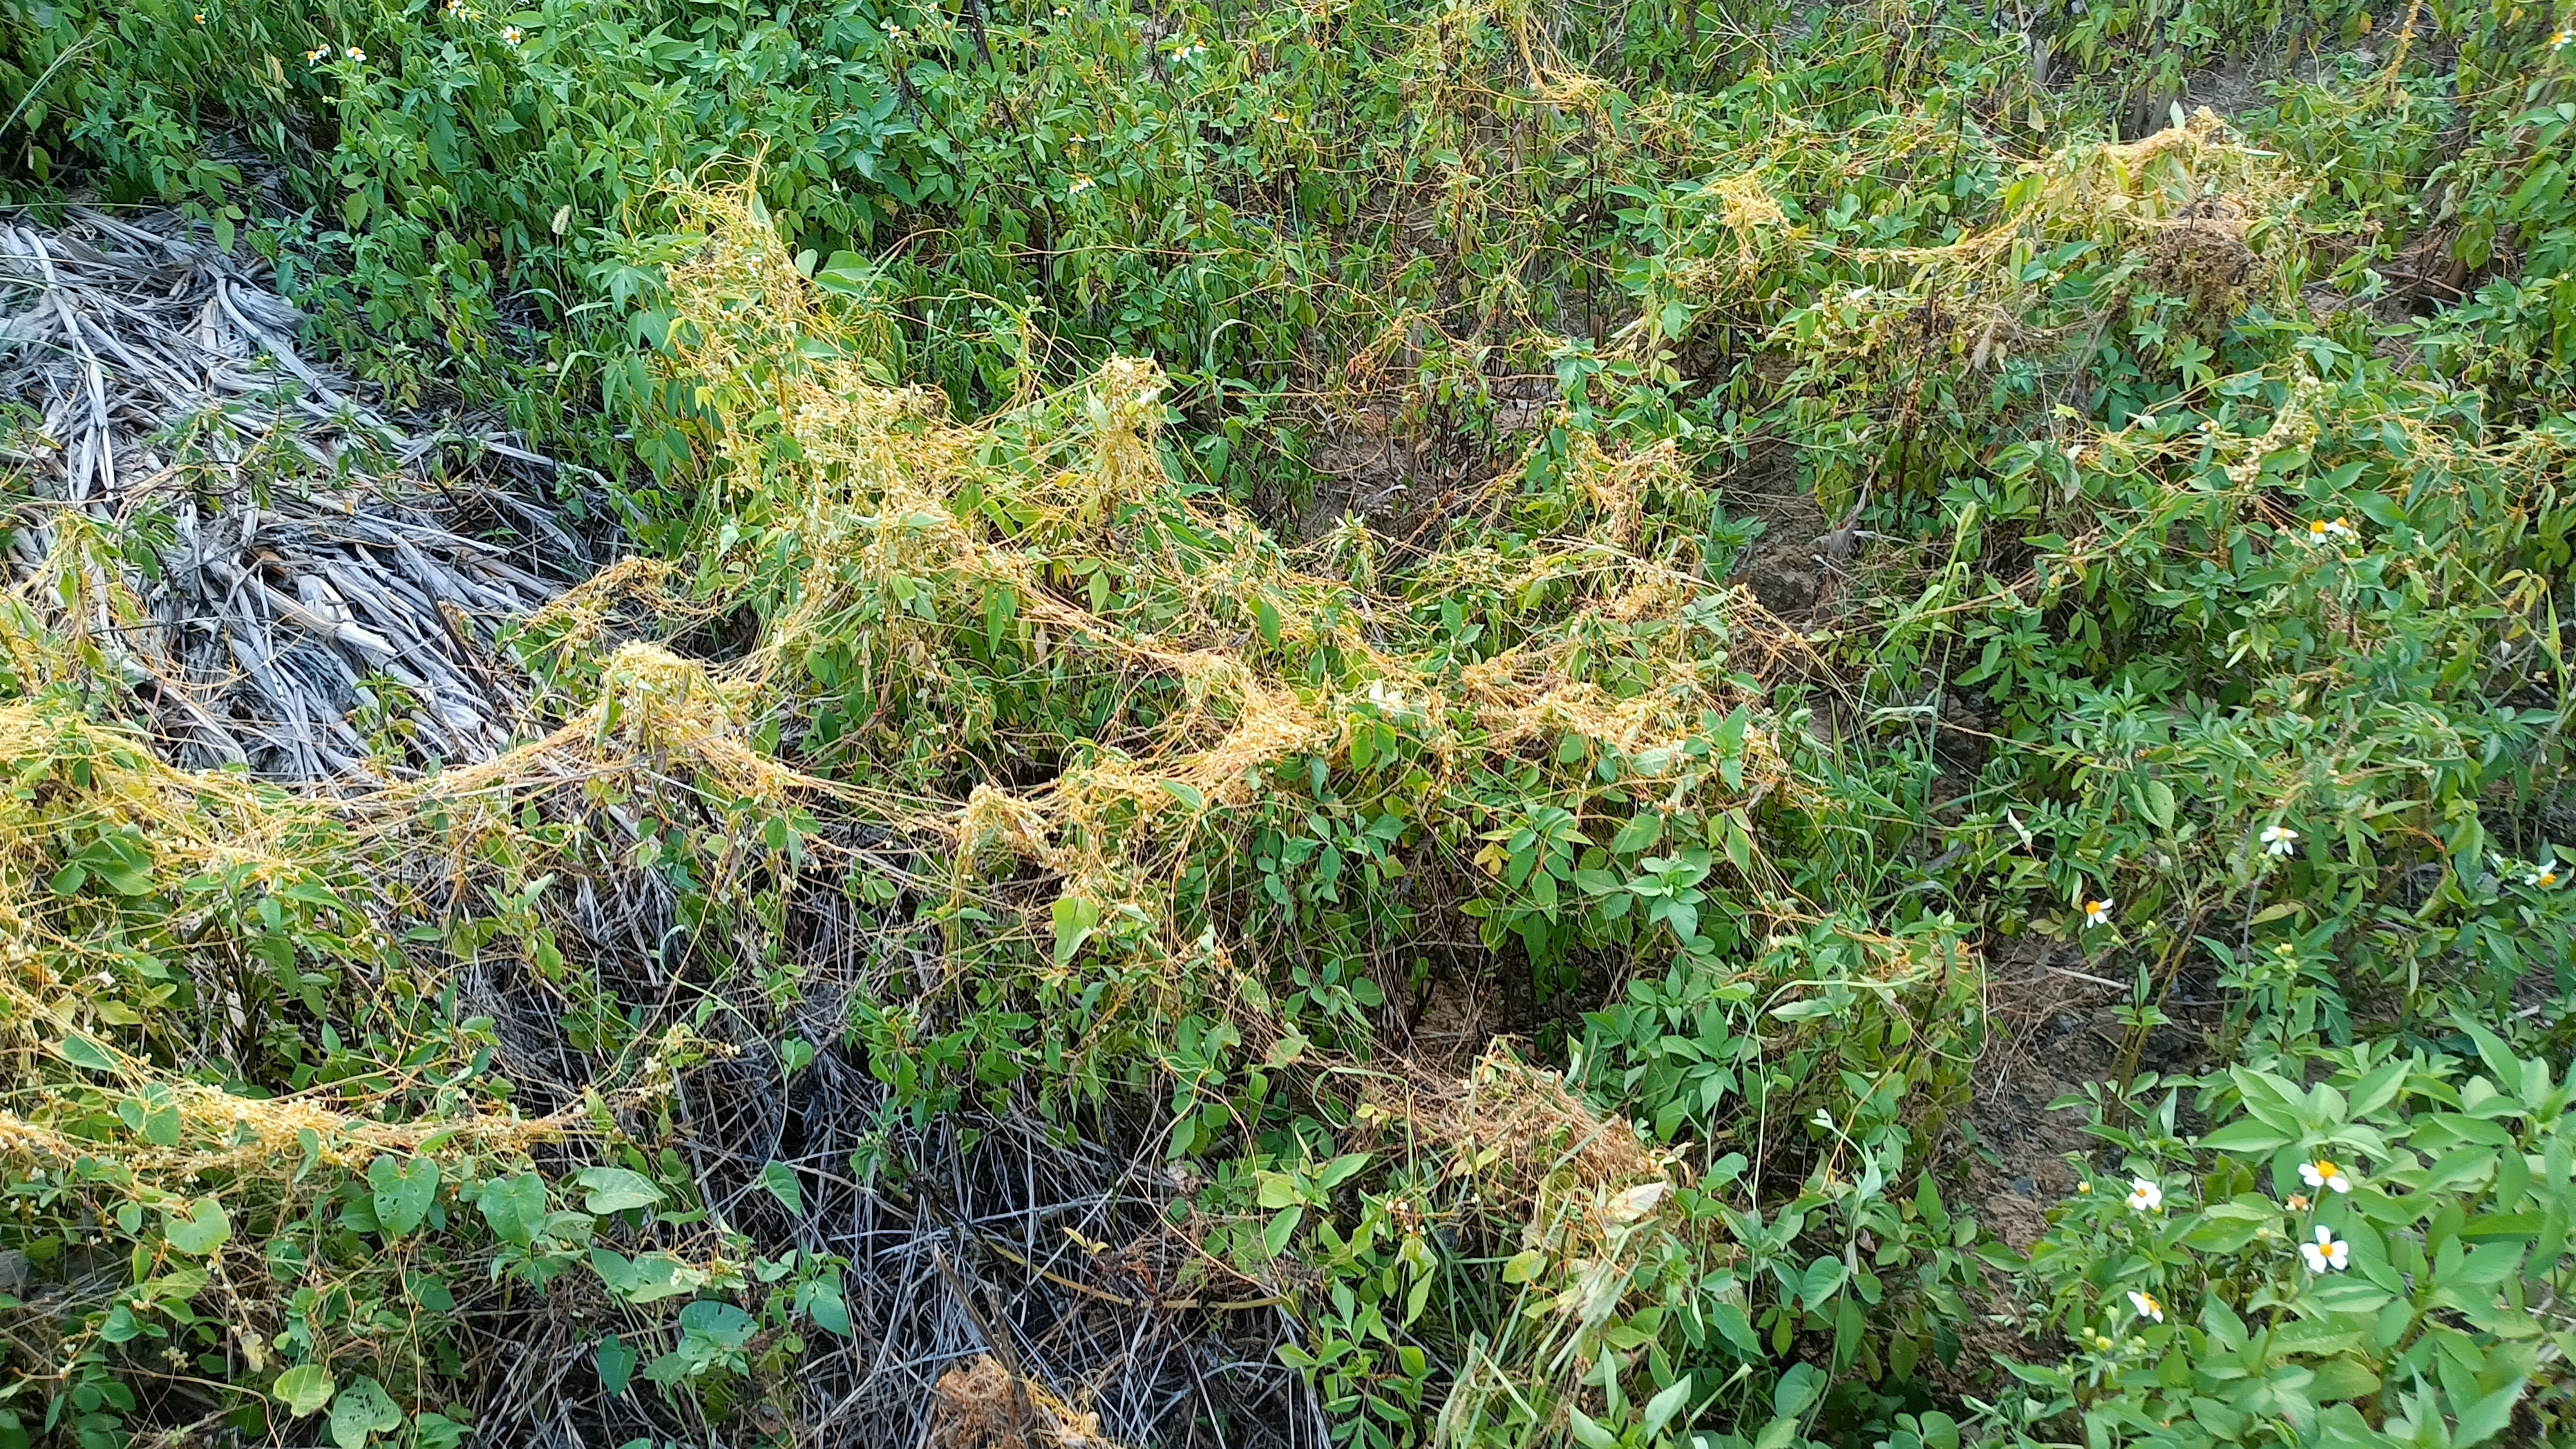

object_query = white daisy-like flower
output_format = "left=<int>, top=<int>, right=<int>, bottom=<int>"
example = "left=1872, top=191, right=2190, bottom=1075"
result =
left=307, top=44, right=332, bottom=60
left=2126, top=1289, right=2164, bottom=1321
left=1067, top=174, right=1095, bottom=196
left=502, top=24, right=520, bottom=43
left=346, top=45, right=364, bottom=61
left=2531, top=863, right=2563, bottom=889
left=2126, top=1177, right=2163, bottom=1213
left=2287, top=1193, right=2310, bottom=1211
left=2298, top=1157, right=2352, bottom=1194
left=2084, top=896, right=2113, bottom=928
left=2554, top=28, right=2573, bottom=50
left=2261, top=823, right=2298, bottom=857
left=2298, top=1224, right=2349, bottom=1273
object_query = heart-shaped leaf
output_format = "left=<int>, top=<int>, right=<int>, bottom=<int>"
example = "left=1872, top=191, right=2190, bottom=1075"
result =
left=574, top=1166, right=663, bottom=1215
left=164, top=1198, right=231, bottom=1256
left=476, top=1172, right=546, bottom=1247
left=368, top=1154, right=438, bottom=1239
left=274, top=1363, right=334, bottom=1417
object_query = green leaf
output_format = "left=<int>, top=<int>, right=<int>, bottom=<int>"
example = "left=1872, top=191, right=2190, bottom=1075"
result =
left=328, top=1376, right=402, bottom=1449
left=2451, top=1378, right=2528, bottom=1447
left=1567, top=1407, right=1618, bottom=1449
left=99, top=1302, right=144, bottom=1343
left=274, top=1364, right=334, bottom=1417
left=1501, top=1248, right=1549, bottom=1283
left=2270, top=1320, right=2363, bottom=1358
left=405, top=1270, right=455, bottom=1312
left=142, top=1103, right=182, bottom=1147
left=1722, top=810, right=1755, bottom=874
left=596, top=1336, right=636, bottom=1396
left=1050, top=895, right=1101, bottom=966
left=1316, top=1152, right=1370, bottom=1191
left=64, top=831, right=154, bottom=895
left=1643, top=1376, right=1693, bottom=1437
left=2304, top=1357, right=2380, bottom=1402
left=1774, top=1361, right=1826, bottom=1417
left=1262, top=1203, right=1303, bottom=1256
left=2181, top=1212, right=2269, bottom=1253
left=1710, top=1301, right=1761, bottom=1356
left=57, top=1036, right=117, bottom=1072
left=803, top=1276, right=852, bottom=1336
left=164, top=1198, right=231, bottom=1256
left=2302, top=1276, right=2396, bottom=1313
left=679, top=1300, right=757, bottom=1347
left=1255, top=1171, right=1300, bottom=1209
left=1159, top=779, right=1205, bottom=810
left=2199, top=1118, right=2294, bottom=1153
left=1611, top=813, right=1663, bottom=854
left=760, top=1160, right=804, bottom=1216
left=575, top=1166, right=664, bottom=1215
left=1800, top=1256, right=1846, bottom=1308
left=2139, top=779, right=2177, bottom=828
left=477, top=1173, right=547, bottom=1247
left=368, top=1154, right=438, bottom=1239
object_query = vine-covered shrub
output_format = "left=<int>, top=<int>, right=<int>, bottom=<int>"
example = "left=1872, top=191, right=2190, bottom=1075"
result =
left=0, top=0, right=2571, bottom=1446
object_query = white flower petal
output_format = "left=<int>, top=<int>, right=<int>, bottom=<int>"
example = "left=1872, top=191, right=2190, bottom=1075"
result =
left=1606, top=1180, right=1669, bottom=1224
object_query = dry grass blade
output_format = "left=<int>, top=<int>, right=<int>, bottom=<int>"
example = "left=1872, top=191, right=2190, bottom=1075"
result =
left=0, top=209, right=608, bottom=780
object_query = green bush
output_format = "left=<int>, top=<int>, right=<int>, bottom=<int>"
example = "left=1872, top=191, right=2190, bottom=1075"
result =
left=1999, top=1024, right=2575, bottom=1446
